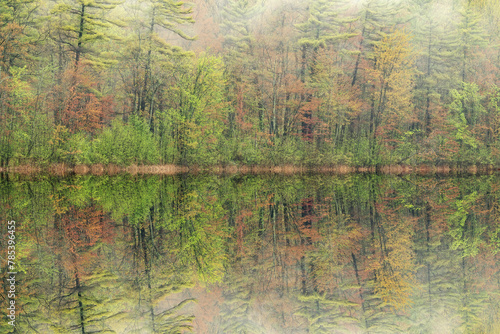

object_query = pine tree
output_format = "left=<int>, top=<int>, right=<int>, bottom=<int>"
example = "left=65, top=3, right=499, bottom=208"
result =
left=0, top=0, right=38, bottom=72
left=49, top=0, right=123, bottom=67
left=350, top=0, right=404, bottom=87
left=450, top=1, right=487, bottom=83
left=410, top=0, right=452, bottom=135
left=295, top=0, right=357, bottom=143
left=137, top=0, right=195, bottom=115
left=220, top=0, right=263, bottom=152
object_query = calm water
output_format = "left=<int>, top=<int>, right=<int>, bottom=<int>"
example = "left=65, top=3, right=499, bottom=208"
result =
left=1, top=173, right=499, bottom=333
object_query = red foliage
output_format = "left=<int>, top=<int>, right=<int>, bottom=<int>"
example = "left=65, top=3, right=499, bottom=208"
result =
left=0, top=22, right=28, bottom=71
left=54, top=206, right=116, bottom=275
left=57, top=66, right=114, bottom=134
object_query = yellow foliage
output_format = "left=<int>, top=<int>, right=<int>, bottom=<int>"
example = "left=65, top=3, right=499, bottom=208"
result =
left=368, top=29, right=416, bottom=143
left=372, top=219, right=417, bottom=311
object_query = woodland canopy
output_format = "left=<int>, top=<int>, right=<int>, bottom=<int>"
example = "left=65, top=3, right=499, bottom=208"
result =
left=1, top=0, right=500, bottom=167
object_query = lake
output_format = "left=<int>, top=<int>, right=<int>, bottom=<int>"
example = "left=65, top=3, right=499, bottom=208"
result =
left=1, top=173, right=499, bottom=333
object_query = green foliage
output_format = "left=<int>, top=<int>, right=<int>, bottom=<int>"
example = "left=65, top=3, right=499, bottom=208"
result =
left=93, top=116, right=159, bottom=165
left=157, top=55, right=227, bottom=165
left=49, top=0, right=123, bottom=65
left=0, top=67, right=53, bottom=166
left=448, top=191, right=485, bottom=257
left=93, top=175, right=160, bottom=224
left=64, top=132, right=93, bottom=164
left=448, top=83, right=488, bottom=164
left=449, top=83, right=486, bottom=127
left=267, top=137, right=305, bottom=165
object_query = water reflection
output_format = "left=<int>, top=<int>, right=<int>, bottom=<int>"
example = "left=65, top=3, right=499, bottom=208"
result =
left=1, top=174, right=500, bottom=333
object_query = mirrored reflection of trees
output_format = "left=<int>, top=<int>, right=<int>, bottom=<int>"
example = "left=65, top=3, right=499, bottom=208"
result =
left=2, top=174, right=500, bottom=332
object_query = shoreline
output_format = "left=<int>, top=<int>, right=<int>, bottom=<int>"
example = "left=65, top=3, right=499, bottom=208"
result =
left=0, top=164, right=498, bottom=176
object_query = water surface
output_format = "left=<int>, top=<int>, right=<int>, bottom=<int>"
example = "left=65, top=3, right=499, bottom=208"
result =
left=1, top=173, right=499, bottom=333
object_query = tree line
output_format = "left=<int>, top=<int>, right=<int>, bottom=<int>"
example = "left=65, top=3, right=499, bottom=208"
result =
left=1, top=0, right=500, bottom=167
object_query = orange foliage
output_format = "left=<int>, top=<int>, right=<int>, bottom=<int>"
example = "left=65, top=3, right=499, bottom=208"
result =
left=54, top=206, right=115, bottom=275
left=57, top=66, right=114, bottom=134
left=0, top=22, right=28, bottom=71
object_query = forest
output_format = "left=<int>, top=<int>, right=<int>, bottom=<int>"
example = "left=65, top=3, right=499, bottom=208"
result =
left=1, top=0, right=500, bottom=168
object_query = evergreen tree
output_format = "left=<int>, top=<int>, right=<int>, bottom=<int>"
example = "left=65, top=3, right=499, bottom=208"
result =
left=452, top=1, right=487, bottom=83
left=0, top=0, right=38, bottom=72
left=295, top=0, right=357, bottom=143
left=137, top=0, right=195, bottom=116
left=350, top=0, right=404, bottom=87
left=220, top=0, right=263, bottom=159
left=410, top=0, right=454, bottom=135
left=49, top=0, right=123, bottom=67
